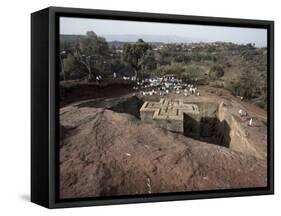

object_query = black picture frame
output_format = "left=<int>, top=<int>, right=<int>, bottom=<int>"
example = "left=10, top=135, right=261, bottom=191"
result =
left=31, top=6, right=274, bottom=209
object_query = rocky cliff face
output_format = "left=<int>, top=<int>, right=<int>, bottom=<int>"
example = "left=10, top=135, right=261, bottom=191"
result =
left=217, top=102, right=267, bottom=159
left=59, top=99, right=266, bottom=199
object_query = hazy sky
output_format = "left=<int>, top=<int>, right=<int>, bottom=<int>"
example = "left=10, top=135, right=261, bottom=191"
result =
left=60, top=17, right=267, bottom=47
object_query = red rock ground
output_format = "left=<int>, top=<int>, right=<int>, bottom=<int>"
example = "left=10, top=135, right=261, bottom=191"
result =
left=60, top=101, right=267, bottom=199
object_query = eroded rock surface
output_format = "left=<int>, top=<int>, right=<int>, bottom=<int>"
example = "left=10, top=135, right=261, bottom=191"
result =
left=60, top=99, right=267, bottom=199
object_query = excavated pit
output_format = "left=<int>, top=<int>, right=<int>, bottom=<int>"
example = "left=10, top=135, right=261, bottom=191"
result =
left=76, top=95, right=144, bottom=119
left=183, top=102, right=231, bottom=148
left=138, top=98, right=232, bottom=148
left=76, top=96, right=257, bottom=157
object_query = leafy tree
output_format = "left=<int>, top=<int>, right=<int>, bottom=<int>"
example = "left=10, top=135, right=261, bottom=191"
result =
left=224, top=72, right=259, bottom=99
left=174, top=54, right=191, bottom=64
left=76, top=31, right=109, bottom=81
left=110, top=58, right=131, bottom=76
left=141, top=50, right=157, bottom=77
left=154, top=64, right=201, bottom=83
left=63, top=53, right=87, bottom=80
left=59, top=51, right=67, bottom=81
left=181, top=66, right=201, bottom=82
left=122, top=39, right=151, bottom=80
left=209, top=65, right=224, bottom=80
left=63, top=53, right=75, bottom=78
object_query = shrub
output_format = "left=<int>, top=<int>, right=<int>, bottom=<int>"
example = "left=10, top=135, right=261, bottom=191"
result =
left=63, top=53, right=87, bottom=80
left=209, top=65, right=224, bottom=80
left=209, top=80, right=224, bottom=88
left=154, top=64, right=201, bottom=82
left=224, top=77, right=258, bottom=99
left=257, top=95, right=267, bottom=110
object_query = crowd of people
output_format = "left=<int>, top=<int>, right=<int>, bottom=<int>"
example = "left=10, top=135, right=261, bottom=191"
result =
left=131, top=75, right=201, bottom=97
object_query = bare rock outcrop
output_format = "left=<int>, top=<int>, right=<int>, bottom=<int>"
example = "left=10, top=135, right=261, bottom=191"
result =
left=60, top=103, right=267, bottom=199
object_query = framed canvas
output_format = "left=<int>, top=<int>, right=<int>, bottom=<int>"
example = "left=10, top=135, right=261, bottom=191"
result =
left=31, top=6, right=274, bottom=208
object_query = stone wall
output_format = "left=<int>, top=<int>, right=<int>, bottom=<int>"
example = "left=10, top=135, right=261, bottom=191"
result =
left=217, top=102, right=266, bottom=159
left=140, top=99, right=200, bottom=133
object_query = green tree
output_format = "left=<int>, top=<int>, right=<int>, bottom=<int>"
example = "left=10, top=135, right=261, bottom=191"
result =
left=63, top=53, right=86, bottom=80
left=209, top=65, right=224, bottom=80
left=122, top=39, right=151, bottom=80
left=76, top=31, right=109, bottom=81
left=224, top=72, right=258, bottom=99
left=141, top=50, right=157, bottom=77
left=63, top=53, right=75, bottom=78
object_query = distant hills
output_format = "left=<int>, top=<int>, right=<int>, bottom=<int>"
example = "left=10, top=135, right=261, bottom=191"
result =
left=60, top=34, right=206, bottom=48
left=101, top=34, right=204, bottom=43
left=60, top=34, right=84, bottom=42
left=60, top=34, right=266, bottom=48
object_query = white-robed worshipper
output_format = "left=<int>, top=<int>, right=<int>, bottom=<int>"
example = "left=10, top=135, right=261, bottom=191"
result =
left=248, top=118, right=253, bottom=126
